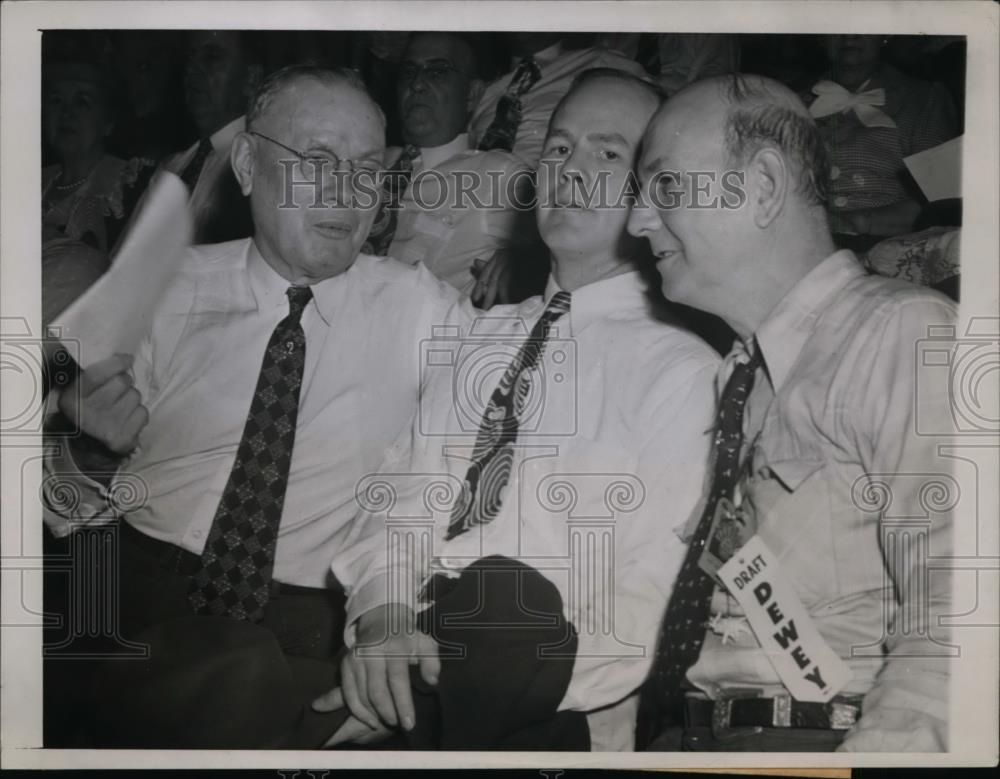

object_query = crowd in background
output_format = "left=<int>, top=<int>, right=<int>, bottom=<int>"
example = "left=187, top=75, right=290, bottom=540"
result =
left=40, top=29, right=964, bottom=331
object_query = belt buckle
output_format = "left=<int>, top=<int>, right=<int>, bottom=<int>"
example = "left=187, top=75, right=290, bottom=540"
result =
left=829, top=698, right=861, bottom=730
left=711, top=687, right=765, bottom=741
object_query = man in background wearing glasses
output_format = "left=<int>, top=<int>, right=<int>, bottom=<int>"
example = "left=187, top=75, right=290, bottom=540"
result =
left=43, top=65, right=467, bottom=747
left=375, top=32, right=544, bottom=307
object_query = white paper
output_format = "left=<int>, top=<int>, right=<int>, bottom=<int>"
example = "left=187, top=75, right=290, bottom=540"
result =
left=48, top=171, right=193, bottom=369
left=904, top=135, right=963, bottom=202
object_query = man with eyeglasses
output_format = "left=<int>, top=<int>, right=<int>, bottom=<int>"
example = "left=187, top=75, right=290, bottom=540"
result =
left=371, top=32, right=544, bottom=307
left=43, top=65, right=467, bottom=748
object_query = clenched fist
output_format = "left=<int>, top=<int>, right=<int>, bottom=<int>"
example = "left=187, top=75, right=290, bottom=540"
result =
left=58, top=353, right=149, bottom=456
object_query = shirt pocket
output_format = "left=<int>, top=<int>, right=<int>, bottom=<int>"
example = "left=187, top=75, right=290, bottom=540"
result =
left=749, top=452, right=841, bottom=608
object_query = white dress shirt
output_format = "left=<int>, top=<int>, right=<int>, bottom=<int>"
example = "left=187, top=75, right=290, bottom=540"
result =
left=683, top=251, right=956, bottom=750
left=332, top=269, right=720, bottom=748
left=44, top=237, right=464, bottom=588
left=468, top=43, right=649, bottom=168
left=386, top=133, right=537, bottom=294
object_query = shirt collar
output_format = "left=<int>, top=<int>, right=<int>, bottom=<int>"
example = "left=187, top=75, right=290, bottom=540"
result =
left=419, top=132, right=470, bottom=170
left=244, top=239, right=337, bottom=326
left=528, top=40, right=563, bottom=67
left=753, top=249, right=866, bottom=392
left=543, top=269, right=650, bottom=336
left=209, top=115, right=245, bottom=153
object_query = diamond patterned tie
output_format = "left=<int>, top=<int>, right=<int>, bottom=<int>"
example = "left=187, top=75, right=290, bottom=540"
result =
left=180, top=137, right=214, bottom=192
left=188, top=285, right=313, bottom=622
left=362, top=144, right=420, bottom=256
left=477, top=56, right=542, bottom=153
left=638, top=344, right=764, bottom=739
left=446, top=291, right=571, bottom=541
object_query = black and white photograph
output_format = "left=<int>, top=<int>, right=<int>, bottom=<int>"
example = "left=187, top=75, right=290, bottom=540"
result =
left=1, top=0, right=997, bottom=771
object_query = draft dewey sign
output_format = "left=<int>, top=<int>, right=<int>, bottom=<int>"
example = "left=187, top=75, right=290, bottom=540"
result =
left=718, top=534, right=853, bottom=702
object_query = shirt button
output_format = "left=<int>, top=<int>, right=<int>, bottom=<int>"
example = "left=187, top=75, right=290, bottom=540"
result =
left=834, top=195, right=848, bottom=208
left=191, top=529, right=204, bottom=540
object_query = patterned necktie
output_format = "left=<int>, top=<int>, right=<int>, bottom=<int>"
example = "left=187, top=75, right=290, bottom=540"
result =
left=446, top=291, right=571, bottom=541
left=639, top=345, right=764, bottom=727
left=362, top=144, right=420, bottom=256
left=180, top=137, right=214, bottom=192
left=477, top=56, right=542, bottom=153
left=188, top=285, right=313, bottom=622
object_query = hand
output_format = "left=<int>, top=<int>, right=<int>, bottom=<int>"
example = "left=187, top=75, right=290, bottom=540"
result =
left=828, top=209, right=858, bottom=235
left=317, top=688, right=394, bottom=747
left=313, top=604, right=439, bottom=732
left=471, top=250, right=514, bottom=309
left=57, top=353, right=148, bottom=455
left=836, top=706, right=946, bottom=752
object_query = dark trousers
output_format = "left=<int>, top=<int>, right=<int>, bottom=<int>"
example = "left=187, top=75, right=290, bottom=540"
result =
left=648, top=726, right=845, bottom=751
left=113, top=519, right=346, bottom=658
left=44, top=521, right=346, bottom=746
left=401, top=556, right=590, bottom=751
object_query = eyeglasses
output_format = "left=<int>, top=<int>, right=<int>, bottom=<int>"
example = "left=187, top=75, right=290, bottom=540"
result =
left=249, top=131, right=383, bottom=175
left=398, top=60, right=470, bottom=85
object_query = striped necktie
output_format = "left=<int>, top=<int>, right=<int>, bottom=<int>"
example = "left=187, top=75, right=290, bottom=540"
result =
left=446, top=291, right=571, bottom=540
left=362, top=144, right=420, bottom=256
left=477, top=56, right=542, bottom=153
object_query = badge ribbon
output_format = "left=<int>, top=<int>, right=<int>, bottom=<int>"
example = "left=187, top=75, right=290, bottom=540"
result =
left=717, top=534, right=853, bottom=702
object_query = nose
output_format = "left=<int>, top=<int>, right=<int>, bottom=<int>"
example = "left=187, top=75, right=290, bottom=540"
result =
left=555, top=147, right=589, bottom=205
left=627, top=189, right=659, bottom=238
left=409, top=68, right=432, bottom=93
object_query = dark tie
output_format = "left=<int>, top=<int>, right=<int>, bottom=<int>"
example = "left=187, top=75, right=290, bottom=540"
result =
left=180, top=137, right=214, bottom=192
left=362, top=144, right=420, bottom=256
left=477, top=56, right=542, bottom=153
left=445, top=291, right=571, bottom=541
left=188, top=285, right=313, bottom=622
left=638, top=344, right=764, bottom=740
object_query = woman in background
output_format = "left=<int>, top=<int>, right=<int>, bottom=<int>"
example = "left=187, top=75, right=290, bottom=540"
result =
left=805, top=35, right=958, bottom=247
left=41, top=59, right=154, bottom=325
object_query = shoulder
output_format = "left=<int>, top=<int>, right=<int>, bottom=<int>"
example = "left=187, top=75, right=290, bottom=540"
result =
left=181, top=238, right=252, bottom=271
left=575, top=46, right=647, bottom=76
left=152, top=239, right=253, bottom=316
left=816, top=273, right=957, bottom=379
left=350, top=252, right=462, bottom=306
left=836, top=272, right=956, bottom=327
left=624, top=317, right=721, bottom=374
left=444, top=148, right=529, bottom=174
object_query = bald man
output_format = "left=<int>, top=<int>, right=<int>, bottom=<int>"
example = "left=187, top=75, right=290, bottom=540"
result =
left=628, top=75, right=955, bottom=752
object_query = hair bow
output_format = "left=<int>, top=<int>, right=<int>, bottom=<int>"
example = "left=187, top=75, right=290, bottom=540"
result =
left=808, top=79, right=897, bottom=129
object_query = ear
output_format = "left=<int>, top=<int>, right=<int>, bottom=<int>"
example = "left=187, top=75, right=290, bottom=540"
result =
left=466, top=78, right=485, bottom=114
left=230, top=131, right=255, bottom=195
left=749, top=147, right=788, bottom=229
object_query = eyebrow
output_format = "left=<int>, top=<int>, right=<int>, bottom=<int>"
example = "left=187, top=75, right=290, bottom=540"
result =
left=299, top=142, right=383, bottom=162
left=588, top=132, right=630, bottom=147
left=546, top=128, right=573, bottom=143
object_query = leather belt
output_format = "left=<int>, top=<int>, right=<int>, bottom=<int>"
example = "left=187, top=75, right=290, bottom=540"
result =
left=685, top=689, right=862, bottom=739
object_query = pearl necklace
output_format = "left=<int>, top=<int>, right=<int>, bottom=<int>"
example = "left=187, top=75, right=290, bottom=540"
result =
left=54, top=175, right=89, bottom=191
